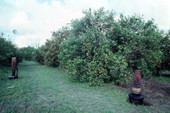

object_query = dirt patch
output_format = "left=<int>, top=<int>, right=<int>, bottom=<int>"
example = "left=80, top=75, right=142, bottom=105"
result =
left=142, top=79, right=170, bottom=98
left=141, top=79, right=170, bottom=110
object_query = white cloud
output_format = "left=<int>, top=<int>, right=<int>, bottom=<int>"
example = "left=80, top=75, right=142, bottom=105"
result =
left=14, top=33, right=50, bottom=48
left=0, top=0, right=170, bottom=48
left=0, top=0, right=84, bottom=47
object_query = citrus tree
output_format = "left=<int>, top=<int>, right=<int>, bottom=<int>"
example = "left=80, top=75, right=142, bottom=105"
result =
left=0, top=36, right=22, bottom=66
left=39, top=8, right=167, bottom=86
left=59, top=8, right=164, bottom=86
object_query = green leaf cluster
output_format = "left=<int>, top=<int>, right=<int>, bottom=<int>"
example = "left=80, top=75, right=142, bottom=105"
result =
left=19, top=46, right=36, bottom=61
left=0, top=36, right=22, bottom=66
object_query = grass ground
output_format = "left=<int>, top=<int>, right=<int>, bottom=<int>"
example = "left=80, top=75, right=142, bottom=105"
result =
left=152, top=76, right=170, bottom=83
left=0, top=61, right=170, bottom=113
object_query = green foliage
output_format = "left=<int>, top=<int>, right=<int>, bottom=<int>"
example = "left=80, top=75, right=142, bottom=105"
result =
left=35, top=46, right=45, bottom=64
left=19, top=46, right=36, bottom=61
left=43, top=39, right=60, bottom=66
left=59, top=8, right=165, bottom=86
left=158, top=30, right=170, bottom=70
left=59, top=8, right=131, bottom=86
left=39, top=8, right=167, bottom=86
left=36, top=27, right=72, bottom=67
left=112, top=15, right=164, bottom=77
left=0, top=36, right=22, bottom=66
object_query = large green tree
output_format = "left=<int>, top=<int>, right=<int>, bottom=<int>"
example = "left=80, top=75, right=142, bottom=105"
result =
left=38, top=8, right=167, bottom=86
left=59, top=8, right=165, bottom=86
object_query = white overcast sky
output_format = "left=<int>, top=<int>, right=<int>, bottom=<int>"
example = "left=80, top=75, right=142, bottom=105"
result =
left=0, top=0, right=170, bottom=48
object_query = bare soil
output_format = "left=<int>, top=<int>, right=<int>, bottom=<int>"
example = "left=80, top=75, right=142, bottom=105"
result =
left=142, top=79, right=170, bottom=110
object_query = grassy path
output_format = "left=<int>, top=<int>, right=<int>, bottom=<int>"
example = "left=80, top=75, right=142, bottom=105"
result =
left=0, top=61, right=169, bottom=113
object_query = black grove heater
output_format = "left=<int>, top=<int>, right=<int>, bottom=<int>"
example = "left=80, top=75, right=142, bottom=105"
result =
left=9, top=57, right=18, bottom=79
left=129, top=70, right=144, bottom=105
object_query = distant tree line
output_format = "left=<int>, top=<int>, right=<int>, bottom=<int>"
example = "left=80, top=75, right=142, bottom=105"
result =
left=19, top=46, right=36, bottom=61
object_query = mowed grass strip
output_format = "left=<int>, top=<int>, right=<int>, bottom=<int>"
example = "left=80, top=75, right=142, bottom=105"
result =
left=0, top=61, right=169, bottom=113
